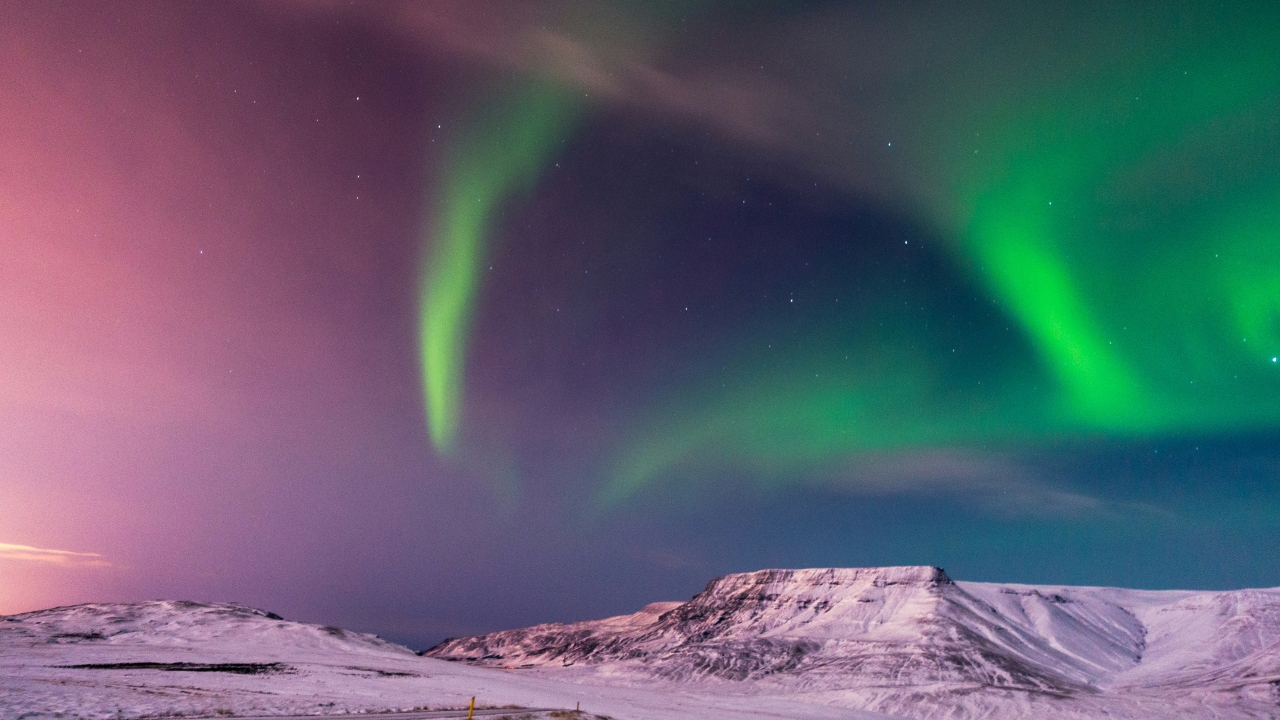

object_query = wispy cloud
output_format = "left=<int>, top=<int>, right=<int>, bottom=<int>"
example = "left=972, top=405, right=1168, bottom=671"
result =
left=279, top=1, right=809, bottom=151
left=826, top=451, right=1171, bottom=520
left=0, top=542, right=111, bottom=568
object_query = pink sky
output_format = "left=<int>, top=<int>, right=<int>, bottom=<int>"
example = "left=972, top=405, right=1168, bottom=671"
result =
left=0, top=2, right=441, bottom=617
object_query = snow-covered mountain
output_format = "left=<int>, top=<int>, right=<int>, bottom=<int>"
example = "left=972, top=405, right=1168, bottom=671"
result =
left=426, top=566, right=1280, bottom=718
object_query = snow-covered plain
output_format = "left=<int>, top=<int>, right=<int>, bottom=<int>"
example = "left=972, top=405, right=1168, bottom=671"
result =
left=5, top=566, right=1280, bottom=719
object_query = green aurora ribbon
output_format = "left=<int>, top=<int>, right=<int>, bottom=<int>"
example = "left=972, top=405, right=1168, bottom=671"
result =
left=419, top=84, right=579, bottom=455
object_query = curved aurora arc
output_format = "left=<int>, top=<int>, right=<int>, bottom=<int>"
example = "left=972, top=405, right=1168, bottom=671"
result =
left=419, top=85, right=578, bottom=455
left=418, top=9, right=1280, bottom=506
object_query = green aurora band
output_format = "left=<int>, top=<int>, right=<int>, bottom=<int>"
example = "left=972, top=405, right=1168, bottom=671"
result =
left=602, top=13, right=1280, bottom=504
left=952, top=30, right=1280, bottom=432
left=415, top=0, right=746, bottom=461
left=420, top=85, right=578, bottom=455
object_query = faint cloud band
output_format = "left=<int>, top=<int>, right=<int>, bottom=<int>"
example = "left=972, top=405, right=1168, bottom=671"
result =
left=0, top=542, right=112, bottom=568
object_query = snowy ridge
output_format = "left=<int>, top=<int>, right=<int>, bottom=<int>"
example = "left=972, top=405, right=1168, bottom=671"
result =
left=427, top=566, right=1280, bottom=718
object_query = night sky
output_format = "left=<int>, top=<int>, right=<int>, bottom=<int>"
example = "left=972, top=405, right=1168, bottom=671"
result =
left=4, top=0, right=1280, bottom=649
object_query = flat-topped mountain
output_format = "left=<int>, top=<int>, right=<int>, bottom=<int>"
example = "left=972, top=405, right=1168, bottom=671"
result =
left=426, top=565, right=1280, bottom=718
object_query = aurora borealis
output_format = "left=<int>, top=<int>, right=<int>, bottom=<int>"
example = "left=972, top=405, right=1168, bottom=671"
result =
left=420, top=84, right=578, bottom=454
left=421, top=0, right=1280, bottom=501
left=4, top=0, right=1280, bottom=648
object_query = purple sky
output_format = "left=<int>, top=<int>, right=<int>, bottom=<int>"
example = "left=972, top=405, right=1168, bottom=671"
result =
left=5, top=1, right=1280, bottom=649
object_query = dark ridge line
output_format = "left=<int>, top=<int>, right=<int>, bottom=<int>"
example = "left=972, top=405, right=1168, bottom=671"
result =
left=57, top=662, right=288, bottom=674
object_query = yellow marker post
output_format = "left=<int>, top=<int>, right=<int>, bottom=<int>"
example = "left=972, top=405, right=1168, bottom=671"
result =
left=466, top=696, right=475, bottom=720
